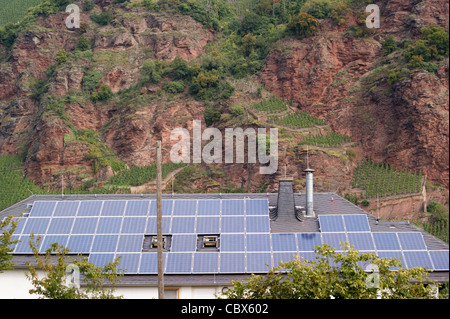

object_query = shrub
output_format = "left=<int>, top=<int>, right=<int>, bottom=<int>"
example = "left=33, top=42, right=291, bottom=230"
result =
left=76, top=36, right=91, bottom=51
left=287, top=12, right=319, bottom=38
left=90, top=12, right=113, bottom=26
left=301, top=0, right=332, bottom=19
left=330, top=3, right=352, bottom=26
left=83, top=0, right=95, bottom=12
left=55, top=49, right=68, bottom=64
left=381, top=35, right=398, bottom=56
left=82, top=70, right=103, bottom=92
left=91, top=84, right=113, bottom=101
left=409, top=55, right=424, bottom=69
left=231, top=104, right=243, bottom=117
left=422, top=61, right=438, bottom=73
left=204, top=106, right=221, bottom=126
left=361, top=199, right=370, bottom=206
left=0, top=23, right=19, bottom=50
left=238, top=11, right=270, bottom=36
left=140, top=60, right=162, bottom=84
left=421, top=24, right=449, bottom=56
left=163, top=80, right=185, bottom=93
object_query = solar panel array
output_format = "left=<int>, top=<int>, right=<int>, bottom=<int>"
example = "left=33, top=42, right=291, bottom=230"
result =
left=8, top=200, right=449, bottom=274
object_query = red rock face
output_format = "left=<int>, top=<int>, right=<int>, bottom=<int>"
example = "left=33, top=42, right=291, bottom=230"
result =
left=259, top=0, right=449, bottom=186
left=0, top=0, right=448, bottom=192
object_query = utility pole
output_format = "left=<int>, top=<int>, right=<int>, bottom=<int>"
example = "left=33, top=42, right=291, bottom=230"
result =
left=150, top=141, right=165, bottom=299
left=156, top=140, right=164, bottom=299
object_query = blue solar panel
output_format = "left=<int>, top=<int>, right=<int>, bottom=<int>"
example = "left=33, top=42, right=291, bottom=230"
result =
left=7, top=218, right=26, bottom=236
left=271, top=233, right=297, bottom=251
left=429, top=251, right=449, bottom=270
left=22, top=218, right=50, bottom=234
left=319, top=215, right=345, bottom=232
left=121, top=217, right=146, bottom=234
left=220, top=234, right=245, bottom=251
left=197, top=200, right=220, bottom=215
left=77, top=201, right=102, bottom=216
left=297, top=252, right=319, bottom=265
left=173, top=200, right=197, bottom=216
left=96, top=217, right=123, bottom=234
left=116, top=235, right=144, bottom=252
left=139, top=253, right=167, bottom=274
left=166, top=253, right=193, bottom=273
left=397, top=232, right=427, bottom=250
left=403, top=251, right=433, bottom=269
left=246, top=234, right=271, bottom=252
left=372, top=232, right=401, bottom=251
left=91, top=235, right=119, bottom=252
left=53, top=202, right=79, bottom=217
left=30, top=201, right=56, bottom=217
left=196, top=217, right=220, bottom=233
left=347, top=233, right=375, bottom=251
left=297, top=233, right=322, bottom=251
left=46, top=218, right=74, bottom=234
left=40, top=235, right=69, bottom=253
left=88, top=254, right=115, bottom=268
left=246, top=216, right=270, bottom=233
left=116, top=253, right=140, bottom=273
left=8, top=235, right=20, bottom=251
left=171, top=234, right=197, bottom=252
left=101, top=201, right=126, bottom=216
left=71, top=217, right=98, bottom=234
left=343, top=214, right=371, bottom=232
left=221, top=217, right=245, bottom=233
left=322, top=232, right=347, bottom=250
left=247, top=253, right=272, bottom=273
left=193, top=253, right=219, bottom=273
left=149, top=200, right=173, bottom=216
left=272, top=252, right=298, bottom=271
left=171, top=217, right=195, bottom=233
left=14, top=235, right=35, bottom=253
left=125, top=200, right=150, bottom=216
left=221, top=200, right=244, bottom=216
left=245, top=199, right=268, bottom=215
left=146, top=217, right=171, bottom=234
left=220, top=253, right=245, bottom=273
left=66, top=235, right=94, bottom=253
left=376, top=251, right=404, bottom=270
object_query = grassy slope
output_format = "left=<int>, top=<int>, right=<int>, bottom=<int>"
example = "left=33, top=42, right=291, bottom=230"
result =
left=0, top=0, right=45, bottom=26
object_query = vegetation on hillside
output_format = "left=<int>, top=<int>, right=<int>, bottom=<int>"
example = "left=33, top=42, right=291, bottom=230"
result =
left=352, top=159, right=423, bottom=199
left=0, top=155, right=129, bottom=212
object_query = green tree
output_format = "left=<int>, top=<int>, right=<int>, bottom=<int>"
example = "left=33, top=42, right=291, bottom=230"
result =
left=218, top=243, right=442, bottom=299
left=204, top=106, right=221, bottom=126
left=26, top=236, right=123, bottom=299
left=381, top=35, right=397, bottom=56
left=287, top=12, right=319, bottom=38
left=91, top=84, right=113, bottom=101
left=0, top=216, right=20, bottom=273
left=55, top=49, right=68, bottom=64
left=76, top=35, right=91, bottom=51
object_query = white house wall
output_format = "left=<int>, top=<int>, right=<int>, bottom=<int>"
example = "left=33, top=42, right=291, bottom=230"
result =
left=0, top=270, right=224, bottom=299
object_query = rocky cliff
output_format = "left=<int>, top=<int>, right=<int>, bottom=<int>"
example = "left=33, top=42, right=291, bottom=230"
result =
left=0, top=0, right=448, bottom=197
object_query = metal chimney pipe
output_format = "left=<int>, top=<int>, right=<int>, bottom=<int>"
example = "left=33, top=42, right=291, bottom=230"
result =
left=304, top=168, right=315, bottom=217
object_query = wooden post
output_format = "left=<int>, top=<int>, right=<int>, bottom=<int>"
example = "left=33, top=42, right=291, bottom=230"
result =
left=156, top=140, right=164, bottom=299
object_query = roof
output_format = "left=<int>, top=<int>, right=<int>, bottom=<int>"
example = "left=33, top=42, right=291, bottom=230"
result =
left=1, top=191, right=448, bottom=286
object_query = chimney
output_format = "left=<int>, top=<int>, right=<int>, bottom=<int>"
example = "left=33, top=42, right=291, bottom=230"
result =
left=304, top=168, right=315, bottom=217
left=273, top=177, right=295, bottom=221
